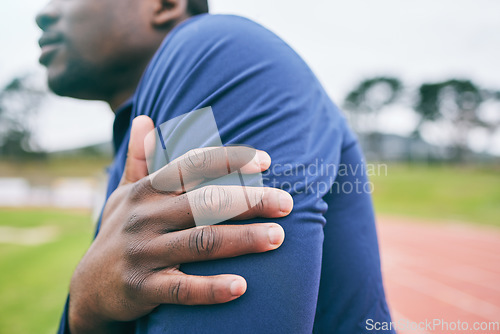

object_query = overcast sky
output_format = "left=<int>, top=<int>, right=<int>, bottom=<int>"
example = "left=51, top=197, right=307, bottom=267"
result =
left=1, top=0, right=499, bottom=152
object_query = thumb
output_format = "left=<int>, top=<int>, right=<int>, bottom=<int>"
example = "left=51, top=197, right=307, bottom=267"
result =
left=120, top=115, right=155, bottom=186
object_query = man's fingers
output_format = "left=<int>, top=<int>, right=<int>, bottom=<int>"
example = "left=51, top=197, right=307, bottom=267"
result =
left=148, top=186, right=292, bottom=230
left=144, top=270, right=247, bottom=305
left=186, top=185, right=293, bottom=226
left=120, top=116, right=155, bottom=186
left=125, top=184, right=293, bottom=232
left=230, top=187, right=294, bottom=221
left=149, top=146, right=271, bottom=193
left=150, top=223, right=285, bottom=265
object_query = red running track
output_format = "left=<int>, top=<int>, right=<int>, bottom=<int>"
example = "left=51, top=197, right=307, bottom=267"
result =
left=378, top=217, right=500, bottom=334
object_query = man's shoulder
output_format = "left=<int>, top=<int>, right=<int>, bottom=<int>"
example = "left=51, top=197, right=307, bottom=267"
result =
left=134, top=13, right=350, bottom=145
left=158, top=14, right=288, bottom=63
left=139, top=13, right=304, bottom=101
left=171, top=14, right=267, bottom=42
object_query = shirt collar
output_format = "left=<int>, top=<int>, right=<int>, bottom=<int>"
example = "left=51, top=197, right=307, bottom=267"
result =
left=112, top=98, right=134, bottom=153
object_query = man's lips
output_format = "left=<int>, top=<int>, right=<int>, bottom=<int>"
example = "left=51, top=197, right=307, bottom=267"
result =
left=38, top=33, right=63, bottom=65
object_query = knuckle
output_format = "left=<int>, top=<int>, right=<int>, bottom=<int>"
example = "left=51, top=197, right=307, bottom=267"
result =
left=124, top=239, right=150, bottom=262
left=128, top=179, right=154, bottom=202
left=168, top=278, right=184, bottom=304
left=252, top=189, right=266, bottom=212
left=209, top=282, right=218, bottom=303
left=122, top=211, right=148, bottom=234
left=189, top=226, right=221, bottom=256
left=122, top=269, right=148, bottom=293
left=195, top=186, right=231, bottom=216
left=184, top=148, right=211, bottom=173
left=243, top=227, right=257, bottom=247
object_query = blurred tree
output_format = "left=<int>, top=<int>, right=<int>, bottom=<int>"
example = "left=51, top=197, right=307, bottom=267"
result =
left=0, top=74, right=46, bottom=159
left=414, top=79, right=494, bottom=162
left=343, top=76, right=403, bottom=159
left=344, top=76, right=403, bottom=131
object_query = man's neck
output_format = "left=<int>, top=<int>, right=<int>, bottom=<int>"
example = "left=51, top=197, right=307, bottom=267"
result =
left=106, top=16, right=192, bottom=112
left=105, top=59, right=149, bottom=112
left=109, top=87, right=136, bottom=112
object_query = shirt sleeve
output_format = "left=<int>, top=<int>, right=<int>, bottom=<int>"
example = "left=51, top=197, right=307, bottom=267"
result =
left=56, top=296, right=70, bottom=334
left=132, top=14, right=392, bottom=333
left=313, top=142, right=394, bottom=333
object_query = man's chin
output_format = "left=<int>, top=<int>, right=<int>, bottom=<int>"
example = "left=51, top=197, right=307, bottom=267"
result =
left=44, top=60, right=109, bottom=101
left=46, top=67, right=72, bottom=96
left=47, top=78, right=69, bottom=97
left=46, top=70, right=94, bottom=100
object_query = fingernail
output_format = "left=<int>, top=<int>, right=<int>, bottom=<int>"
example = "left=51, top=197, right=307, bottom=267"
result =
left=256, top=150, right=271, bottom=169
left=230, top=278, right=246, bottom=296
left=278, top=192, right=293, bottom=214
left=268, top=224, right=284, bottom=246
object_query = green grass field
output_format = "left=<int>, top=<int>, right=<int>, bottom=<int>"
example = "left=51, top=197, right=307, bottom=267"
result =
left=0, top=156, right=111, bottom=185
left=0, top=209, right=93, bottom=334
left=0, top=163, right=498, bottom=333
left=371, top=164, right=500, bottom=226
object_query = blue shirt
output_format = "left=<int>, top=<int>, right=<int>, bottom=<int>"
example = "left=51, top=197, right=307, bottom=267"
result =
left=59, top=14, right=393, bottom=334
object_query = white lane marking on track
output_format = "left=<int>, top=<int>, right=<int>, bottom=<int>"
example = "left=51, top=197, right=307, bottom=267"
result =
left=382, top=245, right=500, bottom=294
left=387, top=267, right=500, bottom=322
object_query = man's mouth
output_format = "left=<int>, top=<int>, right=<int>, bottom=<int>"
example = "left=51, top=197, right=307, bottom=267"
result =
left=38, top=33, right=63, bottom=65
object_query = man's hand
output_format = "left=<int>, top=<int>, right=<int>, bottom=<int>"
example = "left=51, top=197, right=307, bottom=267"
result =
left=68, top=116, right=293, bottom=334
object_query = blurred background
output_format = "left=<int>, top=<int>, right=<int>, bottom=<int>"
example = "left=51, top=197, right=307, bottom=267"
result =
left=1, top=0, right=499, bottom=333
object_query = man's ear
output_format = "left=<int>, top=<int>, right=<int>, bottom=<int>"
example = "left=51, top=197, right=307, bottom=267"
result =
left=151, top=0, right=188, bottom=28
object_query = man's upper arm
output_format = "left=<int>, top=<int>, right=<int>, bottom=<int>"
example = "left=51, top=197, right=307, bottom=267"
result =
left=133, top=15, right=346, bottom=333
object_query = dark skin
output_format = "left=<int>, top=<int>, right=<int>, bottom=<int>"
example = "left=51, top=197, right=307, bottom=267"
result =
left=36, top=0, right=185, bottom=109
left=36, top=0, right=294, bottom=333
